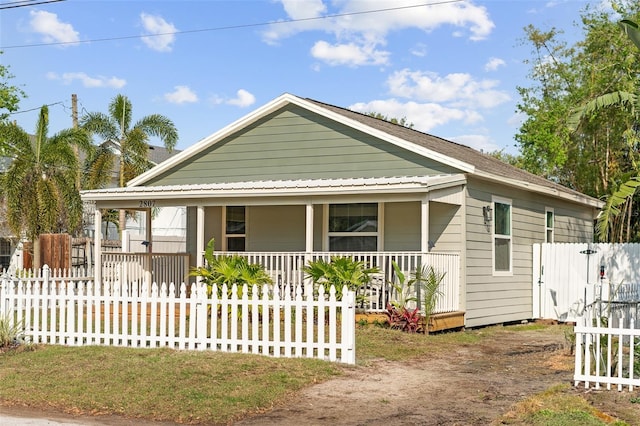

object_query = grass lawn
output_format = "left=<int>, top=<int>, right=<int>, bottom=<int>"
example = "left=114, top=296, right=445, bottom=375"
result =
left=0, top=323, right=629, bottom=425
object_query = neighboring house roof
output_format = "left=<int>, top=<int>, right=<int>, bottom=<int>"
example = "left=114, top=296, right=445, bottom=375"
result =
left=83, top=141, right=181, bottom=188
left=95, top=93, right=601, bottom=209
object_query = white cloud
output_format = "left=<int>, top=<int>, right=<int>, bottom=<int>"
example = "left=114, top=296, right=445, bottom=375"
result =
left=349, top=98, right=477, bottom=132
left=280, top=0, right=326, bottom=19
left=164, top=86, right=198, bottom=104
left=387, top=69, right=510, bottom=109
left=29, top=10, right=80, bottom=45
left=350, top=98, right=497, bottom=151
left=484, top=57, right=506, bottom=72
left=410, top=43, right=427, bottom=57
left=264, top=0, right=494, bottom=66
left=140, top=13, right=177, bottom=52
left=311, top=40, right=389, bottom=66
left=225, top=89, right=256, bottom=107
left=46, top=72, right=126, bottom=88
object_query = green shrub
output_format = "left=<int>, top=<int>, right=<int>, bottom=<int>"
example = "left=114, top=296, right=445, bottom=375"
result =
left=303, top=256, right=379, bottom=301
left=189, top=238, right=273, bottom=299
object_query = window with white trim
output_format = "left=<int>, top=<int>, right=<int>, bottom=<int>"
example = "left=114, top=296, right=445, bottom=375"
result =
left=328, top=203, right=378, bottom=251
left=493, top=198, right=512, bottom=274
left=545, top=208, right=554, bottom=243
left=225, top=206, right=245, bottom=251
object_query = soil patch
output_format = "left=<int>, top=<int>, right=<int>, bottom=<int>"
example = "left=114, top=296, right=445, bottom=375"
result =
left=2, top=327, right=639, bottom=425
left=237, top=327, right=636, bottom=426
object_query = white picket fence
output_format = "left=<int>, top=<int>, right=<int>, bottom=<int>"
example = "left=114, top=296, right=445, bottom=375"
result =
left=574, top=303, right=640, bottom=391
left=0, top=275, right=356, bottom=364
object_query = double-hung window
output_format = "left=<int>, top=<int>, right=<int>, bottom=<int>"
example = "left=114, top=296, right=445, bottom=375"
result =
left=225, top=206, right=246, bottom=251
left=545, top=208, right=554, bottom=243
left=328, top=203, right=378, bottom=251
left=493, top=198, right=512, bottom=274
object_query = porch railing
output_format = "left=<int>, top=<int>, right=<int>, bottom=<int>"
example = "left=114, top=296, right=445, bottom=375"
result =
left=211, top=251, right=460, bottom=314
left=97, top=251, right=460, bottom=314
left=101, top=252, right=190, bottom=293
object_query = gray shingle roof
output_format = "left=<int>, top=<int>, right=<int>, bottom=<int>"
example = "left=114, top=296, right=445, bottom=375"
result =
left=305, top=97, right=597, bottom=204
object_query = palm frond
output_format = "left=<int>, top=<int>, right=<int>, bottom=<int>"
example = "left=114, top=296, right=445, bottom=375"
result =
left=596, top=176, right=640, bottom=241
left=567, top=91, right=637, bottom=132
left=135, top=114, right=178, bottom=151
left=108, top=94, right=133, bottom=135
left=80, top=112, right=118, bottom=142
left=619, top=19, right=640, bottom=51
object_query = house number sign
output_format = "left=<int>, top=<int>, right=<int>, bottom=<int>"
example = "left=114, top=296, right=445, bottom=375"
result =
left=139, top=200, right=156, bottom=208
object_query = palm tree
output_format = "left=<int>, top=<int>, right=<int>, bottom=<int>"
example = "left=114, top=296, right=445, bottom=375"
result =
left=568, top=18, right=640, bottom=242
left=80, top=94, right=178, bottom=237
left=0, top=105, right=90, bottom=268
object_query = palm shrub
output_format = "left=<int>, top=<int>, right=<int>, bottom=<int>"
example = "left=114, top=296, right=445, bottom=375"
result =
left=189, top=238, right=273, bottom=299
left=0, top=313, right=24, bottom=348
left=415, top=264, right=446, bottom=334
left=303, top=256, right=380, bottom=301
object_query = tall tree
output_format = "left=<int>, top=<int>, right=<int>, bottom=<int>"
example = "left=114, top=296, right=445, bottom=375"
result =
left=80, top=94, right=178, bottom=237
left=569, top=12, right=640, bottom=242
left=0, top=106, right=90, bottom=267
left=0, top=51, right=26, bottom=123
left=516, top=3, right=640, bottom=199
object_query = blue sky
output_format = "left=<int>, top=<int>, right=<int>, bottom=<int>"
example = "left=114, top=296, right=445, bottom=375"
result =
left=0, top=0, right=609, bottom=154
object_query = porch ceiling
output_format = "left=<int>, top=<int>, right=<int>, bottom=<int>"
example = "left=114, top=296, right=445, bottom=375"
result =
left=81, top=174, right=466, bottom=207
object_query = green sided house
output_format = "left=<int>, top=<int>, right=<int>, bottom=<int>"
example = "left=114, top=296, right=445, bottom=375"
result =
left=81, top=93, right=602, bottom=328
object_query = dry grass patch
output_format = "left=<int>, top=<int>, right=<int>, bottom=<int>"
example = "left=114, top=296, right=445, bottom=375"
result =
left=496, top=384, right=627, bottom=425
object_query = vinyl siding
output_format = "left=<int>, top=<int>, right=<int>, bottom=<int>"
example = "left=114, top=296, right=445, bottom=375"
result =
left=430, top=202, right=462, bottom=252
left=146, top=105, right=461, bottom=186
left=464, top=178, right=595, bottom=327
left=384, top=202, right=421, bottom=251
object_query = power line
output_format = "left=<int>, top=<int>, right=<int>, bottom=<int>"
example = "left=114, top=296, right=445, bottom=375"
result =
left=0, top=0, right=463, bottom=49
left=0, top=0, right=65, bottom=10
left=8, top=100, right=64, bottom=115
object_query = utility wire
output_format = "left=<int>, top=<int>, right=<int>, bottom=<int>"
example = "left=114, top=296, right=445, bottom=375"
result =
left=0, top=0, right=64, bottom=10
left=8, top=101, right=64, bottom=115
left=0, top=0, right=463, bottom=49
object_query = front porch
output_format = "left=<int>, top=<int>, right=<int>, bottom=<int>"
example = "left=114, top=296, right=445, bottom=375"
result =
left=100, top=250, right=461, bottom=316
left=83, top=175, right=467, bottom=323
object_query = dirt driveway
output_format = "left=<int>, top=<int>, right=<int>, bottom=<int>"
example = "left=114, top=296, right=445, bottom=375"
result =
left=2, top=326, right=639, bottom=425
left=237, top=326, right=640, bottom=426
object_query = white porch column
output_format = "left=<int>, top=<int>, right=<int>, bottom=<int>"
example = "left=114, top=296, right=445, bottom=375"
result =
left=305, top=202, right=314, bottom=253
left=196, top=206, right=205, bottom=268
left=421, top=198, right=430, bottom=253
left=304, top=203, right=314, bottom=284
left=94, top=209, right=102, bottom=285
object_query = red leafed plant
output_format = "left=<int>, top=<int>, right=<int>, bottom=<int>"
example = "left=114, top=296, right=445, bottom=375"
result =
left=385, top=303, right=424, bottom=333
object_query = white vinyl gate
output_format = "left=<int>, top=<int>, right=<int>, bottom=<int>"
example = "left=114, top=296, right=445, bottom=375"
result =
left=534, top=243, right=640, bottom=322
